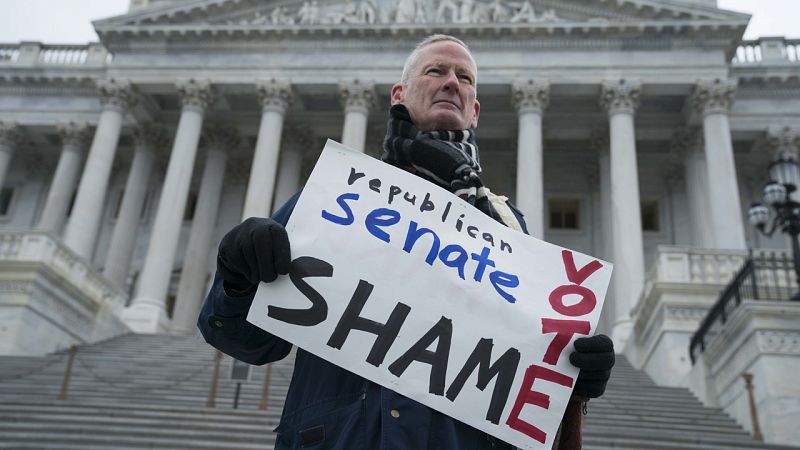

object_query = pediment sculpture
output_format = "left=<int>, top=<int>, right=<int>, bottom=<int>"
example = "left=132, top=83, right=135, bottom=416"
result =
left=227, top=0, right=563, bottom=27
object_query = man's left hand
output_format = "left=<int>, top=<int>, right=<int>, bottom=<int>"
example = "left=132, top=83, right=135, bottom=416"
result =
left=570, top=334, right=615, bottom=398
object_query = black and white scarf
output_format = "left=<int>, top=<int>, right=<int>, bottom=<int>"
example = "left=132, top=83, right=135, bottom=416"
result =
left=381, top=104, right=505, bottom=224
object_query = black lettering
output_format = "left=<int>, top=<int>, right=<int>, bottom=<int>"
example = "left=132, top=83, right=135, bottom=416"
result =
left=482, top=232, right=495, bottom=247
left=441, top=201, right=452, bottom=223
left=456, top=214, right=465, bottom=232
left=388, top=185, right=402, bottom=204
left=348, top=167, right=365, bottom=185
left=467, top=225, right=479, bottom=238
left=445, top=338, right=520, bottom=424
left=267, top=256, right=331, bottom=326
left=388, top=317, right=452, bottom=396
left=369, top=178, right=381, bottom=193
left=500, top=240, right=512, bottom=254
left=403, top=192, right=417, bottom=206
left=327, top=280, right=411, bottom=367
left=420, top=193, right=435, bottom=213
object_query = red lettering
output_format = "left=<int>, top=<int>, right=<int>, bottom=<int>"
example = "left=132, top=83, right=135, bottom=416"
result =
left=506, top=364, right=574, bottom=443
left=541, top=319, right=591, bottom=365
left=561, top=250, right=602, bottom=286
left=548, top=285, right=596, bottom=316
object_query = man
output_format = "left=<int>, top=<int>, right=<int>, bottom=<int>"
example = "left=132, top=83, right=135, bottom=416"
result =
left=199, top=35, right=614, bottom=449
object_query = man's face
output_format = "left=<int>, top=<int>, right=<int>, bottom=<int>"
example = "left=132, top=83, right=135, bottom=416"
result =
left=391, top=41, right=480, bottom=132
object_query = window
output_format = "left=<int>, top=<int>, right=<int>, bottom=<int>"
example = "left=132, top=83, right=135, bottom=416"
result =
left=641, top=200, right=660, bottom=232
left=548, top=198, right=580, bottom=230
left=0, top=187, right=13, bottom=216
left=66, top=190, right=77, bottom=217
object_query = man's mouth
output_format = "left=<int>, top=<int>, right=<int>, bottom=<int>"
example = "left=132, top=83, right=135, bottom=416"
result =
left=433, top=100, right=460, bottom=109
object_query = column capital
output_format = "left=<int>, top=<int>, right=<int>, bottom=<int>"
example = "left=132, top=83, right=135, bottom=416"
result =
left=56, top=121, right=92, bottom=149
left=590, top=128, right=610, bottom=156
left=132, top=122, right=171, bottom=151
left=176, top=79, right=215, bottom=113
left=511, top=78, right=550, bottom=114
left=97, top=78, right=137, bottom=112
left=256, top=78, right=293, bottom=113
left=600, top=79, right=641, bottom=116
left=671, top=126, right=704, bottom=159
left=340, top=79, right=376, bottom=114
left=201, top=123, right=242, bottom=153
left=761, top=125, right=800, bottom=160
left=0, top=122, right=24, bottom=149
left=281, top=124, right=314, bottom=153
left=692, top=78, right=737, bottom=116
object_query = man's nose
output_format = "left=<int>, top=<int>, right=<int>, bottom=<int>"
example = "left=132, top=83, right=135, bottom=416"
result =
left=440, top=71, right=460, bottom=92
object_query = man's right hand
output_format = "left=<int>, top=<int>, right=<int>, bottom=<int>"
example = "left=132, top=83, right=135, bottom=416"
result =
left=217, top=217, right=291, bottom=291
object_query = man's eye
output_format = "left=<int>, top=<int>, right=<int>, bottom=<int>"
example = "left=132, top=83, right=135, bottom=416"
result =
left=426, top=68, right=442, bottom=75
left=459, top=75, right=474, bottom=85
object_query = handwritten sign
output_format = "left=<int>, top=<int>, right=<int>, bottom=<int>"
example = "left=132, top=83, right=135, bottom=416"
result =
left=248, top=140, right=612, bottom=449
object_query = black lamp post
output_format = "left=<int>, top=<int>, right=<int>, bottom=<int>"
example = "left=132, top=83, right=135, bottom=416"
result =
left=748, top=153, right=800, bottom=301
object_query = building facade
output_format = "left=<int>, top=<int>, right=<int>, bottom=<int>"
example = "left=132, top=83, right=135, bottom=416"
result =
left=1, top=0, right=800, bottom=444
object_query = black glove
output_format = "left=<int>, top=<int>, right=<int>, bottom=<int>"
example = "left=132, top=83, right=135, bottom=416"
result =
left=217, top=217, right=291, bottom=291
left=570, top=334, right=614, bottom=398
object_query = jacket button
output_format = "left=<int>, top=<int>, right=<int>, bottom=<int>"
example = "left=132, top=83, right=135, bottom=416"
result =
left=212, top=319, right=224, bottom=328
left=390, top=409, right=400, bottom=419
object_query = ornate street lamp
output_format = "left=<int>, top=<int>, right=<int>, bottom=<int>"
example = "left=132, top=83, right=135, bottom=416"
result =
left=748, top=153, right=800, bottom=300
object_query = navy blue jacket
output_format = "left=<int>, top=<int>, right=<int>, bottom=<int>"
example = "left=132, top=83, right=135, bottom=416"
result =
left=199, top=191, right=527, bottom=449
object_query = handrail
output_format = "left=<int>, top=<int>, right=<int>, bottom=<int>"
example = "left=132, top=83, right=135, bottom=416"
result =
left=689, top=251, right=798, bottom=363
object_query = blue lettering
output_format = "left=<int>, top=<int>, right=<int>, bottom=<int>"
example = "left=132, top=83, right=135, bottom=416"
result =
left=470, top=246, right=496, bottom=282
left=489, top=271, right=519, bottom=304
left=403, top=221, right=440, bottom=266
left=365, top=208, right=401, bottom=243
left=321, top=193, right=359, bottom=225
left=439, top=244, right=468, bottom=280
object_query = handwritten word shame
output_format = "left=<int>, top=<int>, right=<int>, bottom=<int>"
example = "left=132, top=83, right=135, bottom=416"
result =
left=505, top=250, right=602, bottom=444
left=347, top=167, right=513, bottom=254
left=321, top=192, right=520, bottom=304
left=268, top=256, right=521, bottom=425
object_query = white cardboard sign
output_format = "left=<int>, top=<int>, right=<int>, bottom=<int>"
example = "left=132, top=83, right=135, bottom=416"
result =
left=248, top=140, right=612, bottom=449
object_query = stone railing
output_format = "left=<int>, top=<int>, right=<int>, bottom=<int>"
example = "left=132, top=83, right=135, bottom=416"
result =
left=0, top=231, right=127, bottom=310
left=0, top=42, right=111, bottom=67
left=733, top=37, right=800, bottom=65
left=645, top=245, right=749, bottom=286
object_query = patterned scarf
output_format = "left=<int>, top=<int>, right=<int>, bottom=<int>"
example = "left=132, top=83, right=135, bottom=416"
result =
left=381, top=104, right=503, bottom=223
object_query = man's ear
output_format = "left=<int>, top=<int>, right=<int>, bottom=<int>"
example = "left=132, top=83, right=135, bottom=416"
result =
left=390, top=82, right=404, bottom=105
left=470, top=99, right=481, bottom=128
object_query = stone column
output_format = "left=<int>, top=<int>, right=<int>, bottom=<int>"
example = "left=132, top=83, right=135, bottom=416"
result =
left=0, top=122, right=23, bottom=191
left=340, top=79, right=375, bottom=152
left=511, top=79, right=549, bottom=239
left=124, top=79, right=214, bottom=333
left=103, top=124, right=169, bottom=288
left=172, top=124, right=240, bottom=334
left=63, top=79, right=136, bottom=259
left=273, top=126, right=311, bottom=208
left=676, top=128, right=714, bottom=248
left=37, top=122, right=91, bottom=233
left=600, top=79, right=646, bottom=349
left=242, top=79, right=292, bottom=219
left=763, top=126, right=800, bottom=202
left=692, top=79, right=746, bottom=250
left=592, top=129, right=615, bottom=336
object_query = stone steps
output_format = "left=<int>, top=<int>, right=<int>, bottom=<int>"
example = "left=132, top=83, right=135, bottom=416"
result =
left=1, top=333, right=796, bottom=450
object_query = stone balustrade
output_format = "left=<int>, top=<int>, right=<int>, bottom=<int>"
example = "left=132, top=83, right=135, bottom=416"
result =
left=0, top=230, right=127, bottom=310
left=645, top=245, right=748, bottom=286
left=0, top=42, right=111, bottom=67
left=734, top=37, right=800, bottom=65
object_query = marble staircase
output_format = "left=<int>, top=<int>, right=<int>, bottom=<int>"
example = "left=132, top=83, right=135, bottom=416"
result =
left=0, top=333, right=796, bottom=449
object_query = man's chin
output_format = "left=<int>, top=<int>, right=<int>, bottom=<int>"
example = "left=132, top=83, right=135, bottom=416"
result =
left=420, top=113, right=467, bottom=132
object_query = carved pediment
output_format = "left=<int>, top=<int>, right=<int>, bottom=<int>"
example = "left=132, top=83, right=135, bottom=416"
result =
left=94, top=0, right=750, bottom=30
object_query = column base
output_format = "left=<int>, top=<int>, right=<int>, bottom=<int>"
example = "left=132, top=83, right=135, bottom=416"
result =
left=121, top=302, right=171, bottom=334
left=611, top=319, right=633, bottom=355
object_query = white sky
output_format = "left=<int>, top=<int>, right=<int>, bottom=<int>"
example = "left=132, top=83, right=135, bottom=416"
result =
left=0, top=0, right=796, bottom=44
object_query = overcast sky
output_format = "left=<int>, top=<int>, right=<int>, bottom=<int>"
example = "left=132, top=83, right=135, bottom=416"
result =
left=0, top=0, right=796, bottom=44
